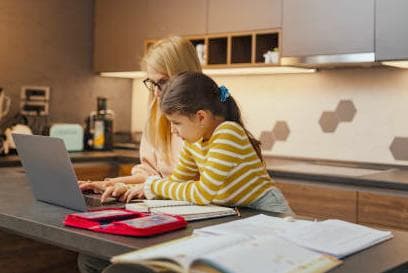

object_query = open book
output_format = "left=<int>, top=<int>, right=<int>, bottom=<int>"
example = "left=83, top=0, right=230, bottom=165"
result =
left=110, top=233, right=341, bottom=273
left=196, top=215, right=393, bottom=258
left=125, top=200, right=238, bottom=221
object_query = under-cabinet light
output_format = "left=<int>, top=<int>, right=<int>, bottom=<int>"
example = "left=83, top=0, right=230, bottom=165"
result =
left=381, top=61, right=408, bottom=69
left=99, top=66, right=316, bottom=79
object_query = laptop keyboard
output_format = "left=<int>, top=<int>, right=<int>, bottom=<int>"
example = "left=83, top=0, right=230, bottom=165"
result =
left=83, top=193, right=125, bottom=209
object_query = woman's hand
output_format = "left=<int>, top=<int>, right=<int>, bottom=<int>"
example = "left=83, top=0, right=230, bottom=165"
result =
left=78, top=180, right=114, bottom=193
left=123, top=184, right=145, bottom=203
left=100, top=183, right=129, bottom=203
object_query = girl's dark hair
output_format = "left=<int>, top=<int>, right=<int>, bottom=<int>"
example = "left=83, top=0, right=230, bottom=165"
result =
left=160, top=72, right=263, bottom=162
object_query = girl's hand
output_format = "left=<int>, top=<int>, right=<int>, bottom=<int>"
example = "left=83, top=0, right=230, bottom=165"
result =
left=101, top=183, right=128, bottom=203
left=123, top=184, right=145, bottom=203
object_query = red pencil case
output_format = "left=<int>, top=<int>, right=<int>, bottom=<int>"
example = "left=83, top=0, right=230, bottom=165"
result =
left=64, top=208, right=187, bottom=236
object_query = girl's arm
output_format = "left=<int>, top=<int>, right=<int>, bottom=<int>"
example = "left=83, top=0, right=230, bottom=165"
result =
left=145, top=130, right=247, bottom=205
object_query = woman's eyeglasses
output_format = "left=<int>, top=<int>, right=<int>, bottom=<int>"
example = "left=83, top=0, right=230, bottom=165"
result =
left=143, top=78, right=168, bottom=92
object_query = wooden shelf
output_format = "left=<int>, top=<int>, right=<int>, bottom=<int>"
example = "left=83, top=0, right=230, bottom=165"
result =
left=231, top=34, right=252, bottom=64
left=255, top=32, right=279, bottom=63
left=207, top=37, right=228, bottom=65
left=144, top=29, right=281, bottom=68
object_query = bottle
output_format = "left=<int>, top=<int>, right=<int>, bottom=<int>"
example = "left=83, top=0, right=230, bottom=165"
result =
left=91, top=97, right=114, bottom=150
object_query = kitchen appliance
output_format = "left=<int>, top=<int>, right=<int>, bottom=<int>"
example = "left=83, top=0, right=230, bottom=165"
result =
left=84, top=97, right=114, bottom=150
left=0, top=87, right=11, bottom=122
left=49, top=123, right=84, bottom=152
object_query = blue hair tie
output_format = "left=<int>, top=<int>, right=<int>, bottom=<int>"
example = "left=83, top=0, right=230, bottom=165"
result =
left=219, top=85, right=230, bottom=103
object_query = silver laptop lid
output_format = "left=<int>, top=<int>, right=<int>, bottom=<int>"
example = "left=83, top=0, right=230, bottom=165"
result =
left=13, top=134, right=88, bottom=211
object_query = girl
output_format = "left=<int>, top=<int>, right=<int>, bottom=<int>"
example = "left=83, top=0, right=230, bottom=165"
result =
left=123, top=72, right=293, bottom=214
left=78, top=36, right=202, bottom=202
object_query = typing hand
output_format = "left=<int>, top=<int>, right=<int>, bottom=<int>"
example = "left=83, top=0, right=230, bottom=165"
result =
left=123, top=184, right=145, bottom=203
left=101, top=183, right=128, bottom=203
left=78, top=180, right=113, bottom=194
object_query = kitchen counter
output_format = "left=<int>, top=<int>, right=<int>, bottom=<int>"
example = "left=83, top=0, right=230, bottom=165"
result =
left=2, top=149, right=408, bottom=192
left=0, top=149, right=139, bottom=167
left=0, top=175, right=407, bottom=273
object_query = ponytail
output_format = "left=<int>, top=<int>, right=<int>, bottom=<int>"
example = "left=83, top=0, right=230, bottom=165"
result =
left=225, top=97, right=264, bottom=162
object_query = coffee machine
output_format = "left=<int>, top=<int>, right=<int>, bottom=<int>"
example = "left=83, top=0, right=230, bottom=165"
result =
left=84, top=97, right=114, bottom=150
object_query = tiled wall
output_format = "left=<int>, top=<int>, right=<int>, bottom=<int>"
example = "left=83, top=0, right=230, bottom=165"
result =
left=131, top=67, right=408, bottom=166
left=0, top=0, right=132, bottom=132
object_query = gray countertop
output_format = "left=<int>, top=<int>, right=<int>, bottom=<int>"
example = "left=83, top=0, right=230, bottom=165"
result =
left=0, top=174, right=408, bottom=273
left=2, top=149, right=408, bottom=191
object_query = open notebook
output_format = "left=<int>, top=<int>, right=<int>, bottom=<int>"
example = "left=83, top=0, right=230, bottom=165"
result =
left=125, top=200, right=238, bottom=221
left=110, top=233, right=341, bottom=273
left=108, top=215, right=393, bottom=273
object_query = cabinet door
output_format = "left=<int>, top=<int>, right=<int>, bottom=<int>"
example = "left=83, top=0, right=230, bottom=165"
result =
left=94, top=0, right=148, bottom=72
left=207, top=0, right=282, bottom=33
left=145, top=0, right=207, bottom=39
left=358, top=191, right=408, bottom=230
left=275, top=180, right=357, bottom=222
left=375, top=0, right=408, bottom=61
left=282, top=0, right=374, bottom=57
left=74, top=162, right=118, bottom=181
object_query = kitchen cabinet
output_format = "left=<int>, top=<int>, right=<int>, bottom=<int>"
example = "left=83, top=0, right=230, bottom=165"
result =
left=118, top=163, right=134, bottom=176
left=94, top=0, right=207, bottom=72
left=358, top=191, right=408, bottom=230
left=207, top=0, right=282, bottom=33
left=275, top=177, right=408, bottom=231
left=375, top=0, right=408, bottom=61
left=282, top=0, right=374, bottom=57
left=94, top=0, right=148, bottom=72
left=145, top=0, right=207, bottom=39
left=74, top=161, right=118, bottom=181
left=275, top=179, right=358, bottom=222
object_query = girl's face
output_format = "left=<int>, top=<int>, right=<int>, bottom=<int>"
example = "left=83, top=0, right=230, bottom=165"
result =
left=145, top=67, right=169, bottom=99
left=166, top=112, right=205, bottom=143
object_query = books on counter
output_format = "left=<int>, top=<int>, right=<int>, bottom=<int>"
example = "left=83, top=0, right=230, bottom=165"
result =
left=108, top=214, right=393, bottom=273
left=125, top=200, right=238, bottom=221
left=111, top=233, right=340, bottom=273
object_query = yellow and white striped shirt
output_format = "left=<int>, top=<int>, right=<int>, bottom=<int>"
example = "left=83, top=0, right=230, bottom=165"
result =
left=146, top=121, right=275, bottom=206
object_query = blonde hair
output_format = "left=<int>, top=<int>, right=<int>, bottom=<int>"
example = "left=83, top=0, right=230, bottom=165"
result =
left=141, top=36, right=202, bottom=163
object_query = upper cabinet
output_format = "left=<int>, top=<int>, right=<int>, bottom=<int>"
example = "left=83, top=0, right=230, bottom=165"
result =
left=375, top=0, right=408, bottom=61
left=94, top=0, right=207, bottom=72
left=94, top=0, right=148, bottom=72
left=282, top=0, right=374, bottom=57
left=207, top=0, right=282, bottom=33
left=145, top=0, right=207, bottom=39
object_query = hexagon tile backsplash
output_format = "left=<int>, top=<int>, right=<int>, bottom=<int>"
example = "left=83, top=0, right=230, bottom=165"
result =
left=259, top=121, right=290, bottom=151
left=390, top=137, right=408, bottom=161
left=319, top=100, right=357, bottom=133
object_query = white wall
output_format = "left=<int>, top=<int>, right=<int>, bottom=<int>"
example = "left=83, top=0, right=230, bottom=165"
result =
left=131, top=67, right=408, bottom=165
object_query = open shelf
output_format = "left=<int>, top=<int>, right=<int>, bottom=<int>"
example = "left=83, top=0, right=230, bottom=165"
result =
left=207, top=37, right=228, bottom=65
left=231, top=35, right=252, bottom=64
left=255, top=32, right=279, bottom=64
left=145, top=29, right=281, bottom=68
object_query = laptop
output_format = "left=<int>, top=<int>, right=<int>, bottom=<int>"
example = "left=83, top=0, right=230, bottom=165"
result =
left=13, top=133, right=124, bottom=211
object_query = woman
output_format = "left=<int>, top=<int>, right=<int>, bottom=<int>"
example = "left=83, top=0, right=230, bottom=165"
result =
left=77, top=36, right=202, bottom=273
left=79, top=36, right=202, bottom=202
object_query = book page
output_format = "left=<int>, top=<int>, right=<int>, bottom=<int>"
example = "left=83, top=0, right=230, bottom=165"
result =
left=112, top=234, right=249, bottom=270
left=152, top=205, right=236, bottom=220
left=196, top=214, right=312, bottom=238
left=193, top=236, right=341, bottom=273
left=280, top=219, right=393, bottom=258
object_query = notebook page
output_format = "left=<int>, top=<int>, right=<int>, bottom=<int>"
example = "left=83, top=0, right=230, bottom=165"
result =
left=196, top=214, right=312, bottom=238
left=111, top=234, right=248, bottom=270
left=143, top=200, right=193, bottom=207
left=281, top=219, right=393, bottom=258
left=195, top=236, right=340, bottom=273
